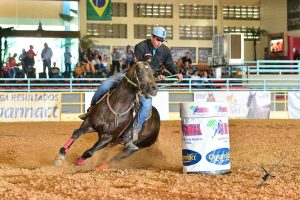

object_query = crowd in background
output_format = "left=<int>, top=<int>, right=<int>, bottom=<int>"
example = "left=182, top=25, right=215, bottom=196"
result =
left=74, top=45, right=134, bottom=78
left=0, top=44, right=213, bottom=87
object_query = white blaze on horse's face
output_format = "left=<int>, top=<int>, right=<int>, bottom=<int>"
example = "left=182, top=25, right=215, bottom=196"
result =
left=136, top=61, right=158, bottom=98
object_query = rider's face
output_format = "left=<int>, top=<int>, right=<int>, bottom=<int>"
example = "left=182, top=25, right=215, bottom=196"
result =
left=151, top=35, right=164, bottom=49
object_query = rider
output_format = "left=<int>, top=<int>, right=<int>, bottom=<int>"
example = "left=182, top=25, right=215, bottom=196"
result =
left=79, top=26, right=183, bottom=150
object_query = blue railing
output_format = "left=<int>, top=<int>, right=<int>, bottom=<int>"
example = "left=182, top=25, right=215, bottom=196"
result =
left=0, top=77, right=300, bottom=92
left=240, top=60, right=300, bottom=75
left=1, top=60, right=300, bottom=92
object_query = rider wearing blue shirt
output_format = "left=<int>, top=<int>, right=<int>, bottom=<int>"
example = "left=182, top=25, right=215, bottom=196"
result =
left=79, top=27, right=183, bottom=150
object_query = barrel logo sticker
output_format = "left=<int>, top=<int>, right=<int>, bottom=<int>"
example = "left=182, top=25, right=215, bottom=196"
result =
left=206, top=148, right=230, bottom=165
left=182, top=124, right=202, bottom=136
left=207, top=119, right=229, bottom=137
left=189, top=105, right=208, bottom=114
left=182, top=149, right=202, bottom=166
left=214, top=105, right=228, bottom=114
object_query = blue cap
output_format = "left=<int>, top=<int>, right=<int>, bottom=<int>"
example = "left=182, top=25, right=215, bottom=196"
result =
left=152, top=26, right=167, bottom=41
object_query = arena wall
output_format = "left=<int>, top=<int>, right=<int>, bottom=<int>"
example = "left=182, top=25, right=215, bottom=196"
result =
left=1, top=90, right=295, bottom=122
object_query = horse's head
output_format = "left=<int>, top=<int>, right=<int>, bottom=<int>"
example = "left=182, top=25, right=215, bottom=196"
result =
left=125, top=60, right=158, bottom=98
left=247, top=92, right=257, bottom=107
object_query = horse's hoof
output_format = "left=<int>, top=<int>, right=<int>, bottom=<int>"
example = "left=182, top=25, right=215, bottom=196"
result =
left=76, top=157, right=86, bottom=166
left=95, top=163, right=109, bottom=171
left=53, top=154, right=65, bottom=167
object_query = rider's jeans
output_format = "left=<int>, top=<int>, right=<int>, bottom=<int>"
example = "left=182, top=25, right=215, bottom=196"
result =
left=91, top=72, right=152, bottom=133
left=91, top=72, right=125, bottom=105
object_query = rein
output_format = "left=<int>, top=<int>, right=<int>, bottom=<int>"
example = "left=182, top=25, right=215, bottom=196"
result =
left=124, top=61, right=142, bottom=89
left=124, top=75, right=138, bottom=88
left=156, top=74, right=181, bottom=89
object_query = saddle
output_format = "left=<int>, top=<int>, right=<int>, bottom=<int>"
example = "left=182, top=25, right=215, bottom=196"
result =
left=78, top=89, right=152, bottom=145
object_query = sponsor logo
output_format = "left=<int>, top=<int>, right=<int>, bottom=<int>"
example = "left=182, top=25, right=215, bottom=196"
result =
left=215, top=105, right=228, bottom=113
left=182, top=124, right=202, bottom=136
left=182, top=149, right=202, bottom=166
left=207, top=119, right=229, bottom=137
left=206, top=148, right=230, bottom=165
left=189, top=105, right=208, bottom=114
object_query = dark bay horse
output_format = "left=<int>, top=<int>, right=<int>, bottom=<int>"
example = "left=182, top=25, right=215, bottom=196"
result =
left=53, top=61, right=160, bottom=169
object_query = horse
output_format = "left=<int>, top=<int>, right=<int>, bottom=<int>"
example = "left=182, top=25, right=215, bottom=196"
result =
left=246, top=92, right=270, bottom=119
left=53, top=60, right=160, bottom=169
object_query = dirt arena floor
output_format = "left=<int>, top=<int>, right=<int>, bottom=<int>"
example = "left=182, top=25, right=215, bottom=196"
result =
left=0, top=119, right=300, bottom=200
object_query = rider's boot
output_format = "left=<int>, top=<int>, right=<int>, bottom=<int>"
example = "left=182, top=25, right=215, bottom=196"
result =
left=125, top=128, right=139, bottom=150
left=125, top=140, right=139, bottom=150
left=122, top=96, right=152, bottom=150
left=78, top=105, right=95, bottom=120
left=120, top=128, right=139, bottom=150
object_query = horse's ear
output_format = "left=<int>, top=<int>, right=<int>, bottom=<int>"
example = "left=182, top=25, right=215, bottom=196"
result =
left=146, top=57, right=152, bottom=64
left=132, top=56, right=138, bottom=63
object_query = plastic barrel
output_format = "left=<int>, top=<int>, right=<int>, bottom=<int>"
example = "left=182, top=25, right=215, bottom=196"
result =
left=180, top=102, right=230, bottom=174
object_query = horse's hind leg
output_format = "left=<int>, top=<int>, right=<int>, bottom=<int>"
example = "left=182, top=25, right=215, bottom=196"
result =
left=76, top=133, right=113, bottom=166
left=96, top=148, right=139, bottom=171
left=53, top=120, right=94, bottom=166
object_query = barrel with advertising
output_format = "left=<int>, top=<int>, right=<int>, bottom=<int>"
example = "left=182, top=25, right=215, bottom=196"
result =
left=180, top=102, right=230, bottom=174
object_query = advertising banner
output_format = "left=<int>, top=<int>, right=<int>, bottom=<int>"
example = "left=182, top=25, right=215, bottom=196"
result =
left=288, top=92, right=300, bottom=119
left=194, top=91, right=271, bottom=119
left=85, top=91, right=170, bottom=120
left=0, top=93, right=61, bottom=122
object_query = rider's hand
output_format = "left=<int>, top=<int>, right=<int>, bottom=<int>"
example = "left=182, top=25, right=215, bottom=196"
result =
left=177, top=73, right=183, bottom=82
left=157, top=75, right=166, bottom=80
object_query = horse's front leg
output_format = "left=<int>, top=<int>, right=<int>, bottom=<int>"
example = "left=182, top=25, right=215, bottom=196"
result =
left=76, top=133, right=113, bottom=166
left=53, top=121, right=94, bottom=166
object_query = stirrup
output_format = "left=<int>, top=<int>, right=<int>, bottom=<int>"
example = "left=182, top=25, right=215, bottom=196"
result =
left=125, top=140, right=139, bottom=150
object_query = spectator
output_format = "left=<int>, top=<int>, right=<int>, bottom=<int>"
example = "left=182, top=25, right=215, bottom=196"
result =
left=82, top=54, right=94, bottom=76
left=91, top=54, right=102, bottom=72
left=176, top=58, right=185, bottom=73
left=50, top=62, right=62, bottom=78
left=120, top=58, right=128, bottom=72
left=91, top=49, right=100, bottom=60
left=73, top=61, right=85, bottom=78
left=293, top=49, right=300, bottom=60
left=25, top=45, right=36, bottom=75
left=200, top=70, right=213, bottom=88
left=180, top=61, right=195, bottom=78
left=191, top=71, right=202, bottom=88
left=182, top=51, right=192, bottom=66
left=111, top=47, right=121, bottom=76
left=100, top=54, right=109, bottom=77
left=19, top=48, right=27, bottom=73
left=41, top=42, right=53, bottom=77
left=125, top=45, right=134, bottom=66
left=3, top=53, right=17, bottom=78
left=27, top=66, right=36, bottom=78
left=64, top=47, right=72, bottom=74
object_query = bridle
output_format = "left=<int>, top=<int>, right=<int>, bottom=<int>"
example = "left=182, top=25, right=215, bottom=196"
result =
left=124, top=61, right=150, bottom=92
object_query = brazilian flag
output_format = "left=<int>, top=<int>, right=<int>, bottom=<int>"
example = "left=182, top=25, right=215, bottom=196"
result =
left=87, top=0, right=112, bottom=20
